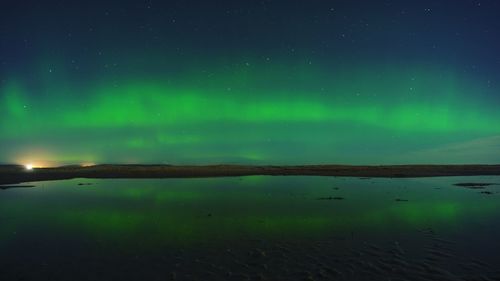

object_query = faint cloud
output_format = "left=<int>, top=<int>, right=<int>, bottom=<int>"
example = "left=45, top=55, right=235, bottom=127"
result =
left=407, top=136, right=500, bottom=164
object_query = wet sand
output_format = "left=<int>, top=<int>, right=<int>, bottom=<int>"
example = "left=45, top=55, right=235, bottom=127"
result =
left=1, top=176, right=499, bottom=280
left=1, top=164, right=500, bottom=185
left=2, top=229, right=499, bottom=281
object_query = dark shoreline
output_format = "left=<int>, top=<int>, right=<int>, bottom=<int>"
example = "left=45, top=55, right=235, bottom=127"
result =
left=1, top=164, right=500, bottom=185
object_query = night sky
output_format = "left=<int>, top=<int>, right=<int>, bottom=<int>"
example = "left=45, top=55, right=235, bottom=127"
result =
left=1, top=0, right=500, bottom=166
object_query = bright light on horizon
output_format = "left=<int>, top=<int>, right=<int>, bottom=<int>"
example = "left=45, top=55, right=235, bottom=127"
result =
left=25, top=164, right=34, bottom=170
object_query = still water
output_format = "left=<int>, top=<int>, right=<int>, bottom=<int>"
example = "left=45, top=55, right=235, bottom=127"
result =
left=1, top=176, right=499, bottom=280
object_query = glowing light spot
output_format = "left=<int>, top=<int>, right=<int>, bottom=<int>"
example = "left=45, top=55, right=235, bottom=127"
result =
left=25, top=164, right=33, bottom=170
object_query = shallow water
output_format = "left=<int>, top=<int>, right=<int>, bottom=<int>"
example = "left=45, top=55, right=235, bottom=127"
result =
left=1, top=176, right=499, bottom=280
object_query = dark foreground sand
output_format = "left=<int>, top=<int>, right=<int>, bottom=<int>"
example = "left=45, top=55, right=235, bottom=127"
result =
left=1, top=164, right=500, bottom=185
left=1, top=228, right=499, bottom=281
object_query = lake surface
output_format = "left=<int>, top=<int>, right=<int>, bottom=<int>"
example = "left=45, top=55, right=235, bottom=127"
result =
left=1, top=176, right=499, bottom=280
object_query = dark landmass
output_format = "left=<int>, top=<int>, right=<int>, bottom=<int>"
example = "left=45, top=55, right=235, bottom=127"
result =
left=0, top=185, right=36, bottom=190
left=1, top=164, right=500, bottom=185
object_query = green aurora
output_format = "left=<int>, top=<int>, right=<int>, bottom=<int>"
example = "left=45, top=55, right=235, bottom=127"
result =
left=1, top=61, right=499, bottom=165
